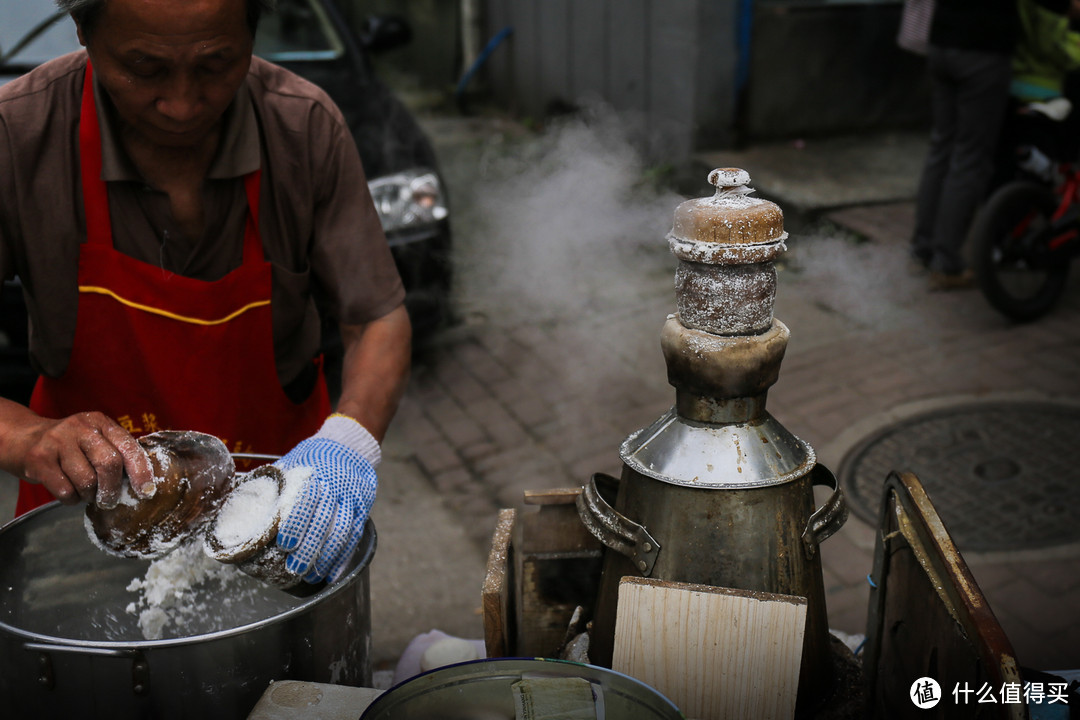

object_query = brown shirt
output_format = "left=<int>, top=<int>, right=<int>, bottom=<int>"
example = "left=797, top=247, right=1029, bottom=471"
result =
left=0, top=51, right=404, bottom=390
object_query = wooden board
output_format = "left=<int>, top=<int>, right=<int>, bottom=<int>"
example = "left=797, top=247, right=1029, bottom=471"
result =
left=515, top=489, right=604, bottom=657
left=864, top=472, right=1027, bottom=720
left=482, top=508, right=516, bottom=658
left=612, top=577, right=807, bottom=720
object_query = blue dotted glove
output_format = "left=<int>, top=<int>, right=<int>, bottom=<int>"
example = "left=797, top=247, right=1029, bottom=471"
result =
left=275, top=416, right=379, bottom=584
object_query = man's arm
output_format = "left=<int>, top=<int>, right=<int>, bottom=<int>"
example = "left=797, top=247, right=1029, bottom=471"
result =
left=272, top=302, right=410, bottom=582
left=333, top=303, right=412, bottom=441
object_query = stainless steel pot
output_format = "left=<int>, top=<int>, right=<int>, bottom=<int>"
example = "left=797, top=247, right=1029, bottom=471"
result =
left=582, top=458, right=846, bottom=707
left=0, top=502, right=375, bottom=719
left=361, top=658, right=684, bottom=719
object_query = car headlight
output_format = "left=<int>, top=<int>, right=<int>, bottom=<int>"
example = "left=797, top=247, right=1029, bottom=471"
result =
left=368, top=168, right=448, bottom=234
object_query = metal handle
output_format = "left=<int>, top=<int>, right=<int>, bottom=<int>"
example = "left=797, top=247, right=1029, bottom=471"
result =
left=24, top=642, right=139, bottom=658
left=801, top=463, right=848, bottom=559
left=24, top=643, right=150, bottom=695
left=576, top=473, right=661, bottom=576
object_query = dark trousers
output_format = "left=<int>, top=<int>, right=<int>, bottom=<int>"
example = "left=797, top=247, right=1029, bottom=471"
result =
left=913, top=47, right=1012, bottom=274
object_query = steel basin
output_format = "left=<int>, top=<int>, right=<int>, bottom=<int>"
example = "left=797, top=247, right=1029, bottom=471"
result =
left=361, top=657, right=684, bottom=719
left=0, top=502, right=375, bottom=719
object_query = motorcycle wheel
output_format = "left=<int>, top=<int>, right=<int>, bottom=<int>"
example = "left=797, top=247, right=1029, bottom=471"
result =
left=971, top=180, right=1070, bottom=322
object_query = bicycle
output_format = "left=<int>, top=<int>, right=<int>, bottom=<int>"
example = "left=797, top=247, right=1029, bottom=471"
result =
left=970, top=158, right=1080, bottom=322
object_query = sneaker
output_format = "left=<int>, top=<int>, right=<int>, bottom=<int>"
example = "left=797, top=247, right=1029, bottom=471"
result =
left=928, top=269, right=976, bottom=292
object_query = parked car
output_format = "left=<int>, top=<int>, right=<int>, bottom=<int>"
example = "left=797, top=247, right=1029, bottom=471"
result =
left=0, top=0, right=452, bottom=403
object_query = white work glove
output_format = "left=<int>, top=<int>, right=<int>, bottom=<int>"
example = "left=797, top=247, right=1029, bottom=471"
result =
left=275, top=414, right=380, bottom=584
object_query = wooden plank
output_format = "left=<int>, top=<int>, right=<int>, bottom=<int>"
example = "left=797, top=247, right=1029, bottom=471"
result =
left=515, top=499, right=603, bottom=657
left=522, top=487, right=581, bottom=506
left=612, top=577, right=807, bottom=720
left=520, top=488, right=601, bottom=555
left=482, top=508, right=516, bottom=658
left=864, top=472, right=1027, bottom=720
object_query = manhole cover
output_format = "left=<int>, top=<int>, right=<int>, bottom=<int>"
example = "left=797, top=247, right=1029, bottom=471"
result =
left=838, top=400, right=1080, bottom=553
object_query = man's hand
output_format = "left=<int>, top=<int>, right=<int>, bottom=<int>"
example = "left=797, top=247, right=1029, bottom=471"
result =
left=275, top=415, right=379, bottom=584
left=6, top=410, right=155, bottom=509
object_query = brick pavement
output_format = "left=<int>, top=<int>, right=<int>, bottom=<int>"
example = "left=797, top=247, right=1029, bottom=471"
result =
left=391, top=118, right=1080, bottom=674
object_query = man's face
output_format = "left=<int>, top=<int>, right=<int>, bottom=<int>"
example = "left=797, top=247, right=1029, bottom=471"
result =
left=79, top=0, right=253, bottom=150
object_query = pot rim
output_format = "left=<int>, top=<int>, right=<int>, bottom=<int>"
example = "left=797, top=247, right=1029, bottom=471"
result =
left=361, top=657, right=684, bottom=719
left=0, top=502, right=377, bottom=651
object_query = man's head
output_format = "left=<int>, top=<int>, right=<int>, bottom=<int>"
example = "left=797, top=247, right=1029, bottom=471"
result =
left=66, top=0, right=270, bottom=150
left=56, top=0, right=276, bottom=41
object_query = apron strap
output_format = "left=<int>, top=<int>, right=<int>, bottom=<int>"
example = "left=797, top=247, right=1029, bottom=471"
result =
left=79, top=61, right=111, bottom=247
left=242, top=170, right=264, bottom=264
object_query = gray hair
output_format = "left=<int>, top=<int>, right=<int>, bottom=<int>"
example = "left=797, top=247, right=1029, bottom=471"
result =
left=56, top=0, right=277, bottom=39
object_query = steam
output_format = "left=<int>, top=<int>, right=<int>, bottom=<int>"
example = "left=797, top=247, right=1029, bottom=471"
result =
left=449, top=107, right=683, bottom=327
left=780, top=223, right=925, bottom=329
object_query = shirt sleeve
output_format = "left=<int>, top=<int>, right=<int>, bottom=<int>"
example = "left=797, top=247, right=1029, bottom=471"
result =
left=307, top=104, right=405, bottom=326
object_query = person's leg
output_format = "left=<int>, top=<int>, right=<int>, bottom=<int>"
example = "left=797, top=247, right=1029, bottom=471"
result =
left=912, top=48, right=958, bottom=267
left=930, top=49, right=1012, bottom=276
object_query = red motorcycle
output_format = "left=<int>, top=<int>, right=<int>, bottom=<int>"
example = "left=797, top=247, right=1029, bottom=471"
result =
left=971, top=103, right=1080, bottom=322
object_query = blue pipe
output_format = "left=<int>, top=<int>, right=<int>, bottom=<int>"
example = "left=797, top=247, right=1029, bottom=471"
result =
left=456, top=25, right=514, bottom=99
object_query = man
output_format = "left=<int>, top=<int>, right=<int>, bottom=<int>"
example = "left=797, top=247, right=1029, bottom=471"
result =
left=0, top=0, right=411, bottom=584
left=910, top=0, right=1017, bottom=291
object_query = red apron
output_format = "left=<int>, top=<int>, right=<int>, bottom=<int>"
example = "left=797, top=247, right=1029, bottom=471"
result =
left=15, top=62, right=331, bottom=517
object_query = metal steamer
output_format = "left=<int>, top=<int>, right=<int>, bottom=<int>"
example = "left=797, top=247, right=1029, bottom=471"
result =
left=578, top=169, right=848, bottom=713
left=0, top=502, right=376, bottom=720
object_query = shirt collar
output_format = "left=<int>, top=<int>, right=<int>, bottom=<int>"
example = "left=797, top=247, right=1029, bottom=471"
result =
left=96, top=73, right=261, bottom=183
